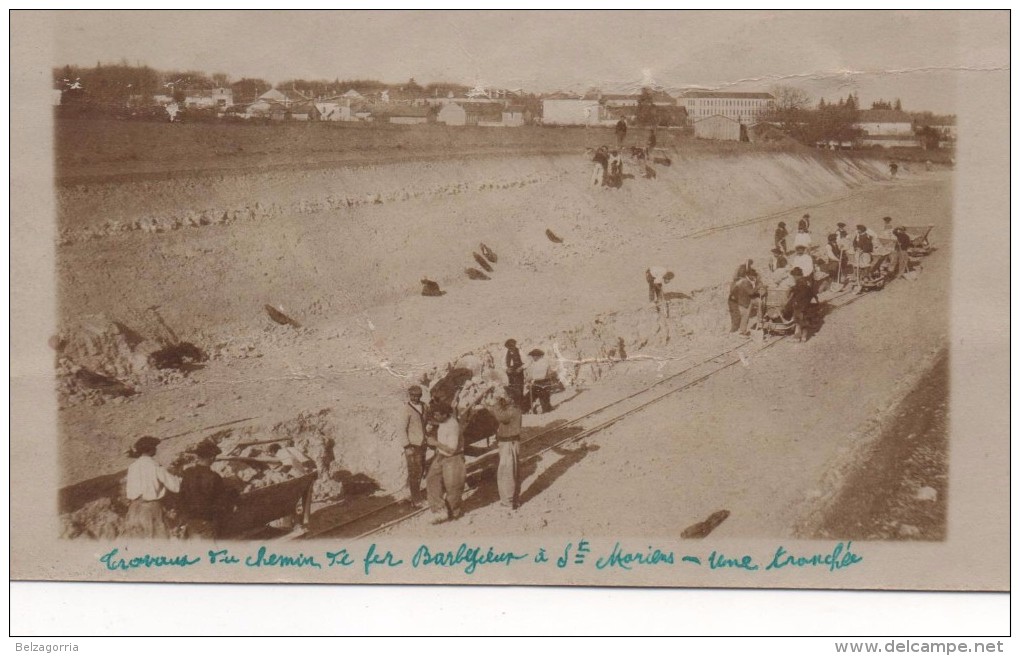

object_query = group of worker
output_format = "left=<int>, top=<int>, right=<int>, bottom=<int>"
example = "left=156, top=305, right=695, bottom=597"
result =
left=122, top=435, right=229, bottom=539
left=401, top=340, right=560, bottom=524
left=591, top=123, right=659, bottom=188
left=729, top=212, right=915, bottom=342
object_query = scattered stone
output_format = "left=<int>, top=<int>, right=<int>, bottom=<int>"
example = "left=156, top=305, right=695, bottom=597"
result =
left=472, top=252, right=494, bottom=273
left=465, top=267, right=490, bottom=281
left=545, top=228, right=564, bottom=243
left=915, top=486, right=938, bottom=502
left=897, top=523, right=921, bottom=538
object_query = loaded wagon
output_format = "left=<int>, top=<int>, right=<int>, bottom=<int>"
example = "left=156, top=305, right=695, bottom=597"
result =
left=217, top=470, right=317, bottom=538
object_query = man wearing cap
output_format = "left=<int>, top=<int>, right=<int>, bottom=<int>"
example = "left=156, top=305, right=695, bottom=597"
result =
left=179, top=439, right=229, bottom=540
left=787, top=268, right=816, bottom=342
left=731, top=269, right=762, bottom=336
left=487, top=388, right=523, bottom=509
left=525, top=348, right=555, bottom=414
left=124, top=436, right=181, bottom=539
left=504, top=339, right=525, bottom=410
left=793, top=224, right=812, bottom=250
left=424, top=402, right=465, bottom=523
left=402, top=385, right=429, bottom=508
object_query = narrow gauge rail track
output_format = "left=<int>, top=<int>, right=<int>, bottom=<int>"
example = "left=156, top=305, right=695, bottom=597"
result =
left=298, top=283, right=877, bottom=541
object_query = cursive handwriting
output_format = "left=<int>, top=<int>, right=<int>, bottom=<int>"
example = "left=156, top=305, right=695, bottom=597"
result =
left=595, top=542, right=675, bottom=570
left=100, top=548, right=200, bottom=571
left=765, top=542, right=863, bottom=572
left=412, top=543, right=528, bottom=575
left=244, top=546, right=321, bottom=568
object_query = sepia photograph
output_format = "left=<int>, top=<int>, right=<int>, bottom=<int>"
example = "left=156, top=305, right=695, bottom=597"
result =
left=9, top=9, right=1009, bottom=597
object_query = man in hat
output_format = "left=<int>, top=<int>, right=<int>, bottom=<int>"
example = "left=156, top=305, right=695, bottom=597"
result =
left=880, top=216, right=895, bottom=239
left=504, top=339, right=525, bottom=410
left=835, top=222, right=852, bottom=253
left=525, top=348, right=556, bottom=414
left=730, top=268, right=762, bottom=336
left=789, top=244, right=815, bottom=278
left=645, top=266, right=673, bottom=313
left=401, top=385, right=429, bottom=508
left=768, top=248, right=788, bottom=273
left=178, top=439, right=229, bottom=540
left=424, top=402, right=465, bottom=523
left=787, top=268, right=816, bottom=342
left=614, top=118, right=628, bottom=147
left=793, top=223, right=812, bottom=250
left=486, top=387, right=523, bottom=509
left=124, top=436, right=181, bottom=539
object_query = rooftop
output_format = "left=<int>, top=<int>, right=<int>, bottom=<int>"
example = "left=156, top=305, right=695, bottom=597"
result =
left=857, top=109, right=913, bottom=123
left=681, top=90, right=774, bottom=100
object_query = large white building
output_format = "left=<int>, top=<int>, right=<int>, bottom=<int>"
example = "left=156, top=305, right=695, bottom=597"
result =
left=678, top=91, right=775, bottom=124
left=541, top=98, right=611, bottom=126
left=855, top=109, right=916, bottom=148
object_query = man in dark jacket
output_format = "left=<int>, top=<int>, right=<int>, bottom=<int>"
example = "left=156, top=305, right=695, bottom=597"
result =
left=731, top=269, right=762, bottom=336
left=775, top=222, right=789, bottom=254
left=615, top=119, right=628, bottom=147
left=504, top=339, right=525, bottom=410
left=179, top=439, right=229, bottom=539
left=787, top=268, right=816, bottom=343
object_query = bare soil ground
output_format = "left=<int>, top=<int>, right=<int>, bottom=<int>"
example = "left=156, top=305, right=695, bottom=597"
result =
left=47, top=129, right=950, bottom=540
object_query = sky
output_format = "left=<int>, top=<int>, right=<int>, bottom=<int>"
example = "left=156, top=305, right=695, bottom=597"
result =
left=52, top=10, right=1009, bottom=114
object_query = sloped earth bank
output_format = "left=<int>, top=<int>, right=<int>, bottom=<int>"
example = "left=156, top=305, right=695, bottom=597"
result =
left=54, top=147, right=948, bottom=538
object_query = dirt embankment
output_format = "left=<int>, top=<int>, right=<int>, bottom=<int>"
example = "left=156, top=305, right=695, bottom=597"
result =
left=57, top=146, right=915, bottom=530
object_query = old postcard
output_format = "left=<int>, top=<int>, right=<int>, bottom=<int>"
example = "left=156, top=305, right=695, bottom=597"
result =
left=9, top=9, right=1010, bottom=590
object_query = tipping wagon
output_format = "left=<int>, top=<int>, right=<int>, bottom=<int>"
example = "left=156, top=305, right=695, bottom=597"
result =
left=761, top=286, right=796, bottom=337
left=217, top=470, right=317, bottom=538
left=902, top=225, right=935, bottom=257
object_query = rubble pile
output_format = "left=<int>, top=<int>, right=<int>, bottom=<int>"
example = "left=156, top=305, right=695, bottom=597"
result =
left=270, top=409, right=346, bottom=502
left=59, top=497, right=127, bottom=540
left=57, top=167, right=561, bottom=245
left=54, top=315, right=206, bottom=408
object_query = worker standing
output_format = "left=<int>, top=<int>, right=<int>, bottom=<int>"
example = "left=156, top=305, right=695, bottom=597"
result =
left=504, top=339, right=525, bottom=411
left=178, top=439, right=228, bottom=540
left=645, top=266, right=672, bottom=312
left=402, top=385, right=429, bottom=508
left=123, top=436, right=181, bottom=539
left=425, top=403, right=465, bottom=523
left=647, top=128, right=657, bottom=151
left=525, top=348, right=556, bottom=414
left=790, top=244, right=815, bottom=277
left=787, top=268, right=816, bottom=343
left=487, top=389, right=523, bottom=509
left=774, top=222, right=789, bottom=254
left=732, top=269, right=762, bottom=336
left=615, top=119, right=628, bottom=147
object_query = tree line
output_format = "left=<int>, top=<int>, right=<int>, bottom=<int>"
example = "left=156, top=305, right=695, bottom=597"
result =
left=766, top=85, right=954, bottom=149
left=54, top=63, right=472, bottom=108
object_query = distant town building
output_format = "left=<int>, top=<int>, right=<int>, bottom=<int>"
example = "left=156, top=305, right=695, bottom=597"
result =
left=693, top=114, right=747, bottom=141
left=855, top=109, right=915, bottom=147
left=438, top=102, right=503, bottom=126
left=678, top=91, right=774, bottom=123
left=541, top=98, right=609, bottom=126
left=314, top=101, right=351, bottom=122
left=385, top=106, right=430, bottom=124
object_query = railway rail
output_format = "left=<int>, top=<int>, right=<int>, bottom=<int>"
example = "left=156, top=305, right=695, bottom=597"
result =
left=298, top=282, right=878, bottom=541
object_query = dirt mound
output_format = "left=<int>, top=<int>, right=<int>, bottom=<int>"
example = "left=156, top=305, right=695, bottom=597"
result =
left=270, top=409, right=345, bottom=502
left=59, top=496, right=127, bottom=540
left=54, top=315, right=208, bottom=407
